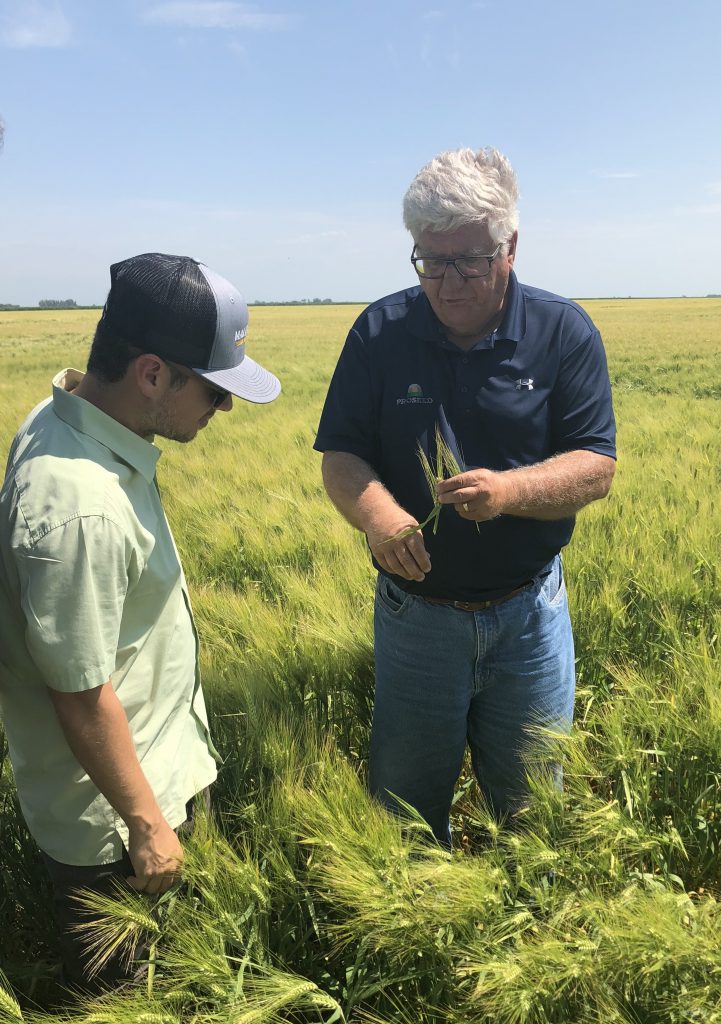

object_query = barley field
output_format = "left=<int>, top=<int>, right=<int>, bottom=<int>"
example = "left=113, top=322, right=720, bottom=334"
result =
left=1, top=299, right=720, bottom=1023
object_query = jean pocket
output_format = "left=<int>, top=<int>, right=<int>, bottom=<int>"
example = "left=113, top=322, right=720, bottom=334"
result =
left=376, top=574, right=411, bottom=616
left=537, top=558, right=566, bottom=609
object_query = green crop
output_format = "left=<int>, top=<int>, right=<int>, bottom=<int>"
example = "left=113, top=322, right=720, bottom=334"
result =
left=390, top=425, right=469, bottom=540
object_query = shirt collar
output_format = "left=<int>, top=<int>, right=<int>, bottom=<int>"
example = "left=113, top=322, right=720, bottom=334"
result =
left=407, top=270, right=527, bottom=351
left=51, top=369, right=161, bottom=484
left=494, top=271, right=526, bottom=344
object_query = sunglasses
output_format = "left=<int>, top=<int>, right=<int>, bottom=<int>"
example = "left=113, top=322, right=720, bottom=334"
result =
left=165, top=361, right=230, bottom=408
left=205, top=383, right=231, bottom=409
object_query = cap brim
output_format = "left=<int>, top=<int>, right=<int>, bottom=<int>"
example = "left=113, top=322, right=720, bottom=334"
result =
left=194, top=357, right=281, bottom=404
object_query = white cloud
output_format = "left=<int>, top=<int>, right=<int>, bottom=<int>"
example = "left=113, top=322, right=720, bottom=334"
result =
left=0, top=1, right=70, bottom=48
left=706, top=182, right=721, bottom=196
left=143, top=2, right=294, bottom=30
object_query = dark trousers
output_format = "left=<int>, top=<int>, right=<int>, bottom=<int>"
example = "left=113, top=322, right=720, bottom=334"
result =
left=41, top=846, right=138, bottom=994
left=41, top=790, right=210, bottom=995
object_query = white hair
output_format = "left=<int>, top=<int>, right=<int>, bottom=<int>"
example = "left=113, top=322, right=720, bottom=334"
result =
left=403, top=147, right=520, bottom=245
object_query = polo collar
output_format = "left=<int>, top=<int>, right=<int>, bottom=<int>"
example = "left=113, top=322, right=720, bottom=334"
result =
left=407, top=270, right=527, bottom=350
left=51, top=369, right=161, bottom=484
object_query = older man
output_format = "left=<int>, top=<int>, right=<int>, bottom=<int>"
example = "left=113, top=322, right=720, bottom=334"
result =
left=0, top=253, right=280, bottom=990
left=315, top=148, right=616, bottom=844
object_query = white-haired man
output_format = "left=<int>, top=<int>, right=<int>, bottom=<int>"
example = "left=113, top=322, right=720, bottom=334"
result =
left=315, top=148, right=616, bottom=844
left=0, top=253, right=280, bottom=991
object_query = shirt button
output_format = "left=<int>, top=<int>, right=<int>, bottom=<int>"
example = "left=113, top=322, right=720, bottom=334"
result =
left=461, top=357, right=469, bottom=364
left=461, top=385, right=468, bottom=393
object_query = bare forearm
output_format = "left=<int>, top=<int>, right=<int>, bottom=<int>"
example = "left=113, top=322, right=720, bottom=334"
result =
left=501, top=451, right=616, bottom=519
left=49, top=681, right=183, bottom=892
left=437, top=450, right=616, bottom=522
left=321, top=450, right=431, bottom=582
left=48, top=682, right=161, bottom=831
left=321, top=451, right=403, bottom=534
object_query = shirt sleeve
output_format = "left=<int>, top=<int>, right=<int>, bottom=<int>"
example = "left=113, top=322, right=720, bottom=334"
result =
left=314, top=327, right=378, bottom=466
left=550, top=327, right=617, bottom=458
left=16, top=514, right=132, bottom=692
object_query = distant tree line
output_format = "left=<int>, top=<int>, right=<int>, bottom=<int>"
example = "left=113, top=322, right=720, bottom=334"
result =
left=1, top=300, right=85, bottom=310
left=253, top=297, right=335, bottom=306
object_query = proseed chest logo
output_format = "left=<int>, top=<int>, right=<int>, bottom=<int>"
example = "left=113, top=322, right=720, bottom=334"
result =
left=396, top=383, right=434, bottom=406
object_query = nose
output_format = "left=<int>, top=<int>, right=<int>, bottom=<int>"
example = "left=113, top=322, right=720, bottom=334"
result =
left=438, top=261, right=467, bottom=294
left=218, top=393, right=233, bottom=412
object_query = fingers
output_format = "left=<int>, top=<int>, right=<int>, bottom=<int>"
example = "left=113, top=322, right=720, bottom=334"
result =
left=376, top=535, right=431, bottom=582
left=436, top=471, right=476, bottom=509
left=126, top=824, right=184, bottom=895
left=435, top=469, right=507, bottom=520
left=435, top=472, right=469, bottom=497
left=127, top=867, right=180, bottom=895
left=434, top=480, right=475, bottom=514
left=436, top=482, right=473, bottom=506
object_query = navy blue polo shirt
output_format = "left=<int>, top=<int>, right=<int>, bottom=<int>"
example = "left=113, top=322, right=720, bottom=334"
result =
left=314, top=272, right=616, bottom=601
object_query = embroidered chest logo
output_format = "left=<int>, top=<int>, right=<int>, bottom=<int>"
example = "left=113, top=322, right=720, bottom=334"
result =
left=396, top=383, right=434, bottom=406
left=515, top=378, right=534, bottom=391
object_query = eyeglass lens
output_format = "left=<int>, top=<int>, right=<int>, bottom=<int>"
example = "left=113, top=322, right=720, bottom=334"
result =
left=210, top=387, right=230, bottom=408
left=411, top=243, right=502, bottom=279
left=413, top=255, right=492, bottom=279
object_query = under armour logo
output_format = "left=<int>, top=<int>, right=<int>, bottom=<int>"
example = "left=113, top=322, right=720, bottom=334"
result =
left=515, top=378, right=534, bottom=390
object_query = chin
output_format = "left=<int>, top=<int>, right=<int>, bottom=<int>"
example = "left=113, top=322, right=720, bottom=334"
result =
left=158, top=428, right=198, bottom=444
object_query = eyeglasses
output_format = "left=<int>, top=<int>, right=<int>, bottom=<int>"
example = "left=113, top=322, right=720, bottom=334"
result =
left=165, top=361, right=230, bottom=408
left=410, top=242, right=504, bottom=279
left=204, top=383, right=231, bottom=409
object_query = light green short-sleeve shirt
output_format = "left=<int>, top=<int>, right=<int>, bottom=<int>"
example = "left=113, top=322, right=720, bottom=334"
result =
left=0, top=370, right=218, bottom=865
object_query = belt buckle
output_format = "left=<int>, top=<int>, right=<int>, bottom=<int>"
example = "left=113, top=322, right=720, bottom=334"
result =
left=453, top=599, right=480, bottom=612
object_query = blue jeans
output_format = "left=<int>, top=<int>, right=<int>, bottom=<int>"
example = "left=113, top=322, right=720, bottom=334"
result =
left=369, top=556, right=575, bottom=845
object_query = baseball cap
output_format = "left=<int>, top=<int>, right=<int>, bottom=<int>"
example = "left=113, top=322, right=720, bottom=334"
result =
left=100, top=252, right=281, bottom=404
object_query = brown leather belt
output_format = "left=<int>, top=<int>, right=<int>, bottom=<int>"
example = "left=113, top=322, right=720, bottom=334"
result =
left=419, top=580, right=535, bottom=612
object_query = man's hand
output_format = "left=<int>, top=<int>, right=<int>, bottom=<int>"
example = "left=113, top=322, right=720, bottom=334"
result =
left=366, top=514, right=432, bottom=582
left=321, top=451, right=432, bottom=581
left=48, top=681, right=184, bottom=895
left=436, top=469, right=509, bottom=522
left=436, top=452, right=616, bottom=522
left=126, top=818, right=184, bottom=895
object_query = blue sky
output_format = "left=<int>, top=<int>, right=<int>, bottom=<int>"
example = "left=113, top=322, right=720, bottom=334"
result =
left=1, top=0, right=720, bottom=305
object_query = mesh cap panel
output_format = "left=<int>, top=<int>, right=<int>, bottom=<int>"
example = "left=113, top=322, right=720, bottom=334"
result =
left=102, top=253, right=219, bottom=367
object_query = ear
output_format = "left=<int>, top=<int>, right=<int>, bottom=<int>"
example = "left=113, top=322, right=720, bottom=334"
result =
left=507, top=230, right=518, bottom=269
left=132, top=353, right=166, bottom=400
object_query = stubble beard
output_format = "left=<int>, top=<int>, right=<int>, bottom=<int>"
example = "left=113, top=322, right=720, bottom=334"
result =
left=146, top=393, right=198, bottom=444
